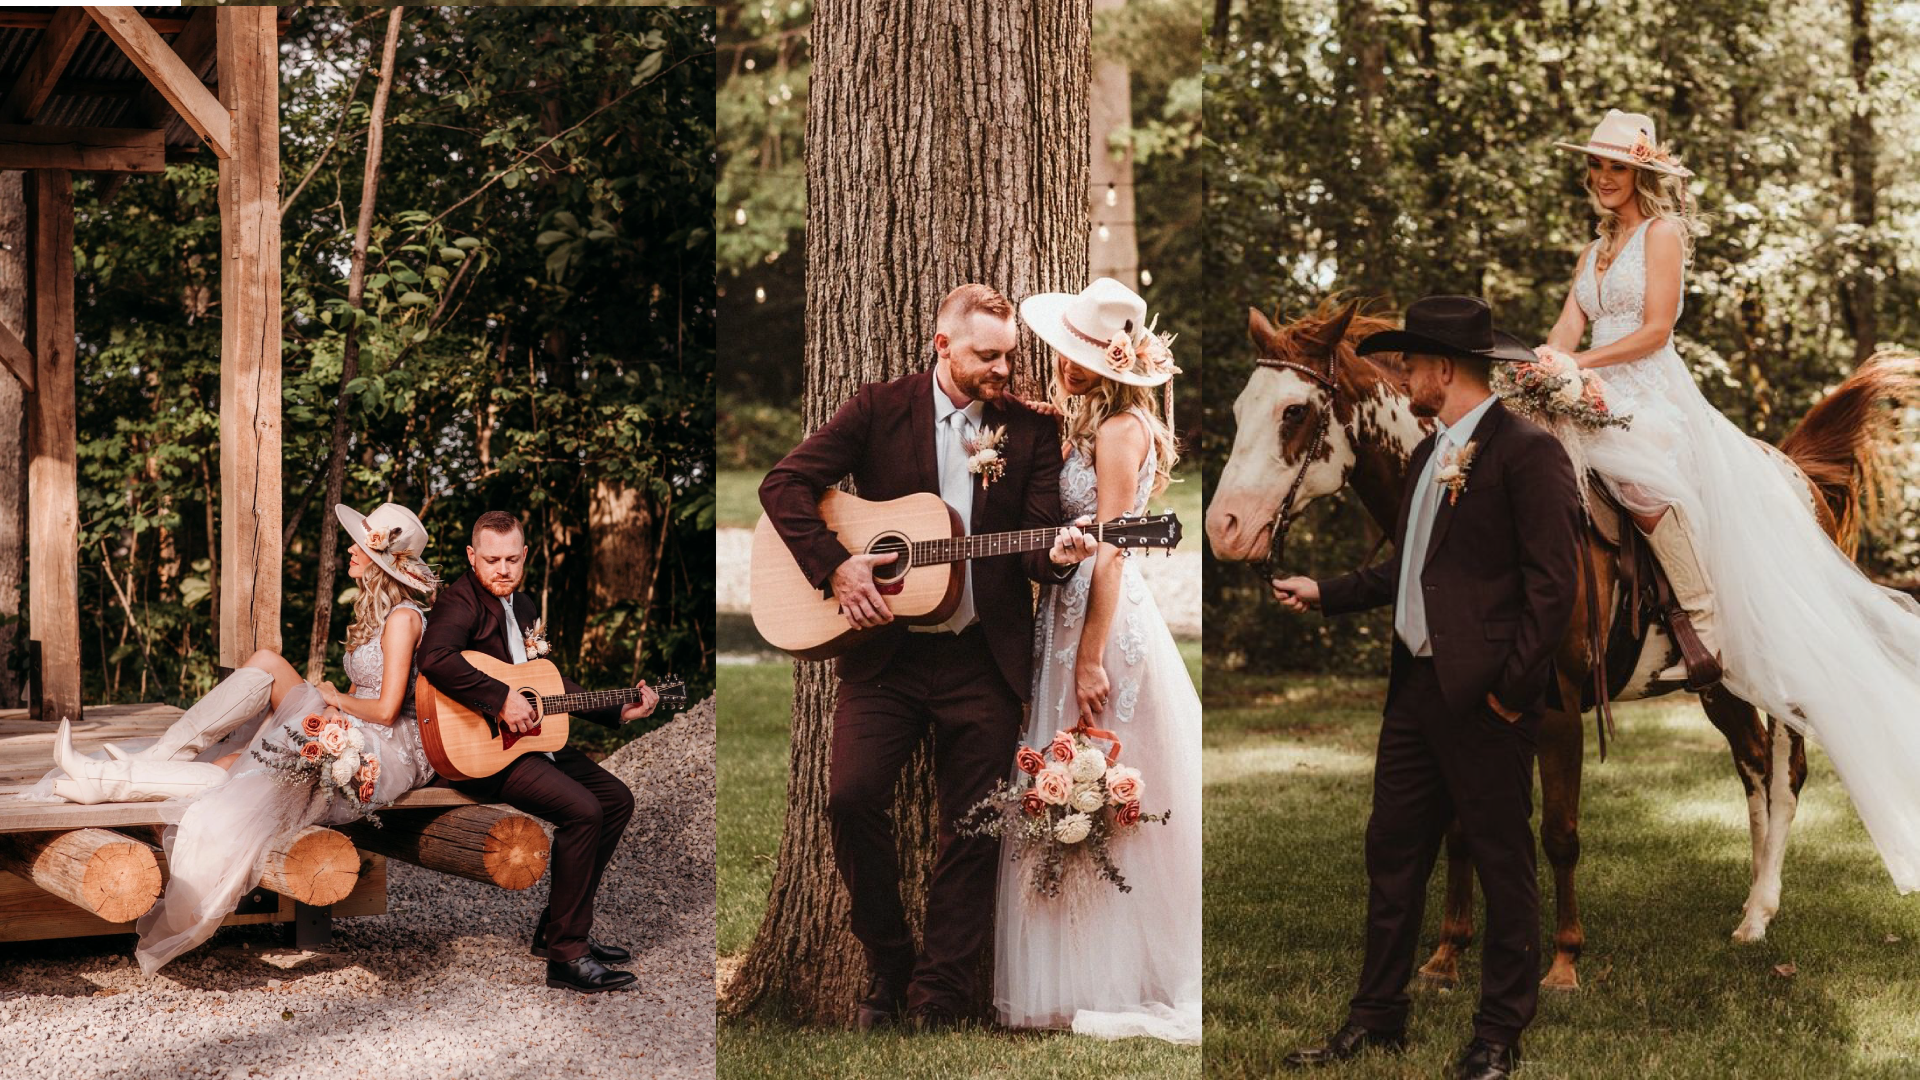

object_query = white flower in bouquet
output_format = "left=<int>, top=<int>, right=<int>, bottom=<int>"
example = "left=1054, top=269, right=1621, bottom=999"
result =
left=1034, top=766, right=1074, bottom=806
left=346, top=727, right=365, bottom=751
left=1070, top=785, right=1105, bottom=814
left=330, top=756, right=357, bottom=787
left=1053, top=812, right=1093, bottom=844
left=1069, top=746, right=1106, bottom=783
left=1105, top=765, right=1143, bottom=806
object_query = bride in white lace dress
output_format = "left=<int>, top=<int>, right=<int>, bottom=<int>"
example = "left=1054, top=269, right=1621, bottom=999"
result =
left=1544, top=111, right=1920, bottom=892
left=996, top=279, right=1201, bottom=1043
left=42, top=502, right=444, bottom=972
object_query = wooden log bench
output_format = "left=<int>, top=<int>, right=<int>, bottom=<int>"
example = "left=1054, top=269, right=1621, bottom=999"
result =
left=0, top=704, right=550, bottom=951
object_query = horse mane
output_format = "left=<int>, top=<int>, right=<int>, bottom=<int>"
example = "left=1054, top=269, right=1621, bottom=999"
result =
left=1262, top=293, right=1405, bottom=400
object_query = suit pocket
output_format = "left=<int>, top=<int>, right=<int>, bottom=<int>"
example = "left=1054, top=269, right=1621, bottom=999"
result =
left=1483, top=619, right=1518, bottom=640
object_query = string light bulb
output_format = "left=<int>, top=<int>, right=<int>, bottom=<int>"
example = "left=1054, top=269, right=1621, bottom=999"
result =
left=1097, top=224, right=1111, bottom=243
left=1105, top=183, right=1118, bottom=207
left=734, top=207, right=747, bottom=226
left=754, top=287, right=767, bottom=304
left=1140, top=268, right=1153, bottom=287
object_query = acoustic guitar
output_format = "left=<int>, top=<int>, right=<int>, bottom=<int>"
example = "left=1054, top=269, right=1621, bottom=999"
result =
left=751, top=490, right=1182, bottom=659
left=416, top=653, right=687, bottom=780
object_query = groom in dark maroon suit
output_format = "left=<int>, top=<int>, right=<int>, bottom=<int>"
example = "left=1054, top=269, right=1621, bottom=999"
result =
left=760, top=283, right=1095, bottom=1031
left=417, top=511, right=659, bottom=994
left=1270, top=297, right=1582, bottom=1080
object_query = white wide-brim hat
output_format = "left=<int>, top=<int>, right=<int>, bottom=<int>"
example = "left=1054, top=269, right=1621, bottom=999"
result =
left=335, top=502, right=435, bottom=593
left=1019, top=277, right=1179, bottom=388
left=1553, top=108, right=1693, bottom=178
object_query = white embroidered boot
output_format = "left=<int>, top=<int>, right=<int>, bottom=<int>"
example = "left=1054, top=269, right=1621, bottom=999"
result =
left=1643, top=505, right=1725, bottom=690
left=51, top=719, right=230, bottom=804
left=100, top=666, right=273, bottom=762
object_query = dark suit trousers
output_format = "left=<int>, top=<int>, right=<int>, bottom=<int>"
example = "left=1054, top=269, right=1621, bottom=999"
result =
left=450, top=746, right=636, bottom=963
left=1348, top=655, right=1541, bottom=1045
left=826, top=625, right=1023, bottom=1014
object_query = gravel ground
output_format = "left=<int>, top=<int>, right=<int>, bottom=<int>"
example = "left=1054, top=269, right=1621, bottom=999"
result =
left=717, top=525, right=1200, bottom=637
left=0, top=697, right=717, bottom=1080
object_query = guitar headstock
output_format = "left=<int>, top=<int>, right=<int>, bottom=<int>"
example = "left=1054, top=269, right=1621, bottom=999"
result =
left=1096, top=512, right=1183, bottom=552
left=650, top=676, right=689, bottom=706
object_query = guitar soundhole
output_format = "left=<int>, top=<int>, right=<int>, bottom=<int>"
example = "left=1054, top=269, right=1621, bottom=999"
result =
left=868, top=532, right=910, bottom=584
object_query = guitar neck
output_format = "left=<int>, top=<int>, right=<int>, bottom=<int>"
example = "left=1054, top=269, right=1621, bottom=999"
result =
left=911, top=523, right=1112, bottom=566
left=539, top=686, right=674, bottom=715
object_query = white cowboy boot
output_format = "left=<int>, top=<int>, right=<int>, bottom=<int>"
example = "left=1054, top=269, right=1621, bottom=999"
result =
left=1643, top=505, right=1724, bottom=690
left=51, top=719, right=230, bottom=804
left=100, top=666, right=273, bottom=762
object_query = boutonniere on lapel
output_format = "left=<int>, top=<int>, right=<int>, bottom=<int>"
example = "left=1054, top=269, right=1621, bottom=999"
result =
left=1433, top=440, right=1479, bottom=505
left=966, top=424, right=1008, bottom=489
left=523, top=618, right=553, bottom=659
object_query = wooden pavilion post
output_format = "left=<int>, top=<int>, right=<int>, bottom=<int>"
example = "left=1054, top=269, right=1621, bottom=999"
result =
left=24, top=169, right=78, bottom=722
left=214, top=7, right=282, bottom=667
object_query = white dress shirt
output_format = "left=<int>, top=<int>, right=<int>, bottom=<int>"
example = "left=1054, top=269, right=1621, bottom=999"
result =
left=917, top=369, right=985, bottom=634
left=1395, top=393, right=1497, bottom=657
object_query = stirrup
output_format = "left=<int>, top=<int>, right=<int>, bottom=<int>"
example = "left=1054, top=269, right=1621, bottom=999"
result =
left=1662, top=606, right=1723, bottom=691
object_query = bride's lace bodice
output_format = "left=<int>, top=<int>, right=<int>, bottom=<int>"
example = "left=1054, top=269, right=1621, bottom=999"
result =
left=1574, top=218, right=1690, bottom=405
left=1059, top=409, right=1157, bottom=520
left=344, top=600, right=425, bottom=722
left=338, top=600, right=434, bottom=790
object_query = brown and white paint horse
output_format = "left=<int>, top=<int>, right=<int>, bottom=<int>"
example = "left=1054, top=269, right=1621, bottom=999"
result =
left=1207, top=299, right=1920, bottom=991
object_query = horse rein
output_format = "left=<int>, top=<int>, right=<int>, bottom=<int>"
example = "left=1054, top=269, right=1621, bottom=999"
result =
left=1253, top=356, right=1387, bottom=583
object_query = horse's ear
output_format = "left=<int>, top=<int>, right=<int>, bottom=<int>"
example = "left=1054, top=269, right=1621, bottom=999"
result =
left=1299, top=301, right=1360, bottom=361
left=1249, top=307, right=1285, bottom=353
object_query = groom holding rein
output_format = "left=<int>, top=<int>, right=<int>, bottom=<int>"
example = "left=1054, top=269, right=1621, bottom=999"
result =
left=760, top=283, right=1097, bottom=1032
left=1269, top=297, right=1582, bottom=1080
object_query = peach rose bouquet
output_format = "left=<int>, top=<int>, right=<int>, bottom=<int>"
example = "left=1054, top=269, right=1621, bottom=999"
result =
left=251, top=708, right=388, bottom=825
left=957, top=728, right=1169, bottom=897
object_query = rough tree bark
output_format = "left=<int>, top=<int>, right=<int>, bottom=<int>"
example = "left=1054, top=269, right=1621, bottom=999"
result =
left=306, top=8, right=404, bottom=682
left=583, top=477, right=656, bottom=668
left=0, top=171, right=28, bottom=707
left=721, top=0, right=1090, bottom=1026
left=1846, top=0, right=1878, bottom=363
left=1337, top=0, right=1393, bottom=297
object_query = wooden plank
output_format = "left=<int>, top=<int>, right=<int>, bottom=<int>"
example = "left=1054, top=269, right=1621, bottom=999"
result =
left=82, top=6, right=231, bottom=160
left=215, top=6, right=282, bottom=667
left=0, top=7, right=88, bottom=124
left=25, top=170, right=79, bottom=726
left=0, top=317, right=30, bottom=392
left=0, top=13, right=192, bottom=34
left=0, top=844, right=388, bottom=944
left=138, top=7, right=217, bottom=144
left=0, top=124, right=166, bottom=175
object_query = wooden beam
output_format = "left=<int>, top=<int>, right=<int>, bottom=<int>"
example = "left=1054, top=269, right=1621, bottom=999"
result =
left=0, top=827, right=160, bottom=923
left=140, top=7, right=218, bottom=142
left=0, top=317, right=30, bottom=392
left=255, top=825, right=361, bottom=906
left=216, top=6, right=283, bottom=666
left=342, top=805, right=551, bottom=891
left=24, top=170, right=80, bottom=725
left=0, top=7, right=88, bottom=124
left=0, top=124, right=165, bottom=175
left=82, top=6, right=231, bottom=160
left=0, top=13, right=192, bottom=34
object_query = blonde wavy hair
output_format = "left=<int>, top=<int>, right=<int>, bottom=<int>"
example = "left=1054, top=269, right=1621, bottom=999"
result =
left=1048, top=362, right=1180, bottom=502
left=1584, top=161, right=1703, bottom=268
left=344, top=552, right=440, bottom=652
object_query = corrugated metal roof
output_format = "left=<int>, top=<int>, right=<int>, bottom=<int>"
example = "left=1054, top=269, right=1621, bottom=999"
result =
left=0, top=7, right=212, bottom=149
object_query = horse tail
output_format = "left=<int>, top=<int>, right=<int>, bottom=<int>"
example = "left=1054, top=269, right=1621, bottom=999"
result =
left=1778, top=350, right=1920, bottom=557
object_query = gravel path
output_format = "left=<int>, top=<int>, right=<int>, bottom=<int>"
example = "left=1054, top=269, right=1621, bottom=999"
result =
left=717, top=526, right=1200, bottom=638
left=0, top=698, right=717, bottom=1080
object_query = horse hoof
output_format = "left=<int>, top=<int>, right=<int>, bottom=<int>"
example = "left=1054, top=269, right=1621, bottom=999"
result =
left=1415, top=970, right=1459, bottom=992
left=1540, top=968, right=1581, bottom=993
left=1732, top=919, right=1771, bottom=944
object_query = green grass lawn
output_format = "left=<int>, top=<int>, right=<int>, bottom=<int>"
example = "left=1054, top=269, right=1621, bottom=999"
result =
left=717, top=467, right=1204, bottom=532
left=718, top=640, right=1203, bottom=1076
left=1205, top=668, right=1920, bottom=1079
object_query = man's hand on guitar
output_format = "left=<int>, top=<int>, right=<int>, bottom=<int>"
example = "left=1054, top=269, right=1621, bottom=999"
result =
left=1049, top=516, right=1097, bottom=567
left=620, top=682, right=661, bottom=725
left=831, top=552, right=899, bottom=629
left=1270, top=576, right=1320, bottom=613
left=499, top=689, right=539, bottom=734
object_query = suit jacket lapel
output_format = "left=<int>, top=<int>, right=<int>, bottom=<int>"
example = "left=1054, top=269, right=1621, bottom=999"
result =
left=968, top=398, right=1002, bottom=533
left=909, top=369, right=940, bottom=496
left=1422, top=398, right=1508, bottom=571
left=467, top=574, right=502, bottom=652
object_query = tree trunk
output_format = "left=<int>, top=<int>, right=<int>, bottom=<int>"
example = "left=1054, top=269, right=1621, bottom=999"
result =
left=305, top=8, right=405, bottom=682
left=0, top=171, right=29, bottom=708
left=1338, top=0, right=1393, bottom=297
left=722, top=0, right=1090, bottom=1026
left=1846, top=0, right=1878, bottom=363
left=583, top=478, right=656, bottom=668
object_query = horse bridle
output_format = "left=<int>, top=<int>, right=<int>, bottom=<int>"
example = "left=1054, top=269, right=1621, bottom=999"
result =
left=1253, top=353, right=1389, bottom=584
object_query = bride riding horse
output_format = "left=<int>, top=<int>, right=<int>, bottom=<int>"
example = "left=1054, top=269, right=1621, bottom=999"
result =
left=1206, top=299, right=1920, bottom=991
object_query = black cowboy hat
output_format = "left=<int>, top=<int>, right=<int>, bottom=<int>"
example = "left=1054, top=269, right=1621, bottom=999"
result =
left=1354, top=295, right=1534, bottom=364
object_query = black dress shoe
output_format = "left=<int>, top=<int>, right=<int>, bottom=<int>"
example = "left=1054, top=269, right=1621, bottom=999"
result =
left=1455, top=1037, right=1519, bottom=1080
left=855, top=967, right=914, bottom=1032
left=530, top=926, right=631, bottom=964
left=545, top=955, right=637, bottom=993
left=1282, top=1022, right=1407, bottom=1068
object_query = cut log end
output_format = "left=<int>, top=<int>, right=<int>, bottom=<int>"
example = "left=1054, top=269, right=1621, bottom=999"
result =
left=0, top=828, right=162, bottom=923
left=483, top=814, right=548, bottom=891
left=258, top=825, right=360, bottom=906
